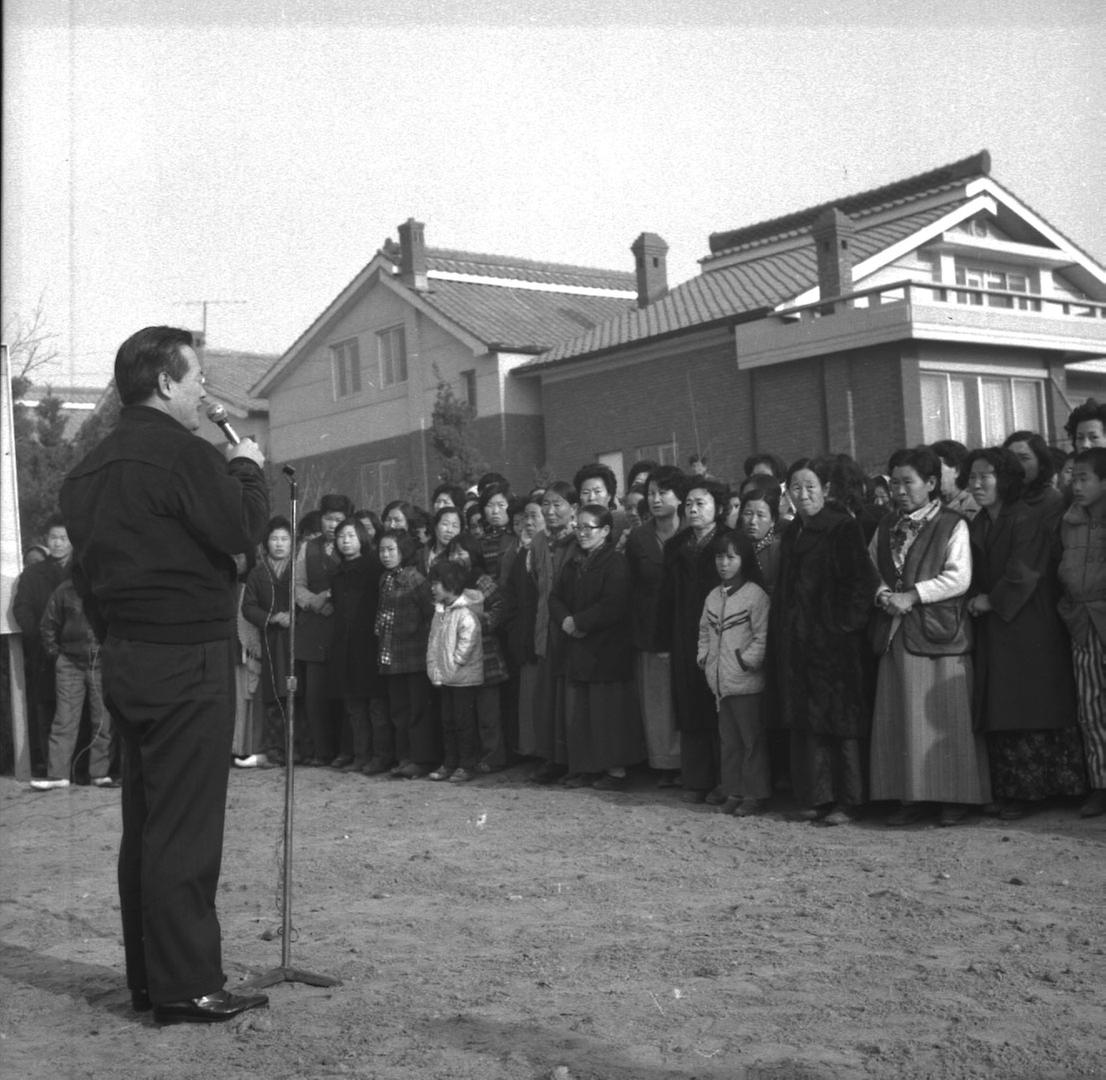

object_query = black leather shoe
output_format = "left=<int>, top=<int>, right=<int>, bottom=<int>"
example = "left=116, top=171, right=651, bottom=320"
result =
left=153, top=989, right=269, bottom=1024
left=131, top=989, right=152, bottom=1012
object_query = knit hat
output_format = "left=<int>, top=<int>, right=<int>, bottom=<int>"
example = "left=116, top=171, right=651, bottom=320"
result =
left=319, top=493, right=353, bottom=517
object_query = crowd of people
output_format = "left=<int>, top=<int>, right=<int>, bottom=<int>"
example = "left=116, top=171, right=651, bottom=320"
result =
left=20, top=402, right=1106, bottom=828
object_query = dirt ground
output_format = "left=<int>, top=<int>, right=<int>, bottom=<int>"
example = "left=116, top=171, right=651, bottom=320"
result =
left=1, top=763, right=1104, bottom=1080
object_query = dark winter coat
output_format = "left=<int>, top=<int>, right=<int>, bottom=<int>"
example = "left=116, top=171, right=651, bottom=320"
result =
left=624, top=520, right=675, bottom=652
left=770, top=505, right=878, bottom=738
left=13, top=556, right=71, bottom=698
left=242, top=556, right=292, bottom=705
left=501, top=545, right=540, bottom=669
left=968, top=500, right=1076, bottom=732
left=548, top=542, right=633, bottom=684
left=659, top=526, right=722, bottom=733
left=327, top=553, right=385, bottom=699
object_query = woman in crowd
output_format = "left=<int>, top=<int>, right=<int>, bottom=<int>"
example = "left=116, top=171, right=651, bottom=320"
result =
left=382, top=499, right=417, bottom=533
left=478, top=482, right=513, bottom=580
left=1002, top=430, right=1064, bottom=529
left=868, top=447, right=988, bottom=827
left=525, top=481, right=581, bottom=782
left=376, top=528, right=436, bottom=778
left=625, top=464, right=684, bottom=786
left=418, top=505, right=465, bottom=575
left=431, top=482, right=467, bottom=513
left=549, top=504, right=643, bottom=788
left=661, top=476, right=728, bottom=803
left=963, top=447, right=1085, bottom=819
left=327, top=517, right=388, bottom=773
left=242, top=516, right=294, bottom=766
left=295, top=494, right=350, bottom=765
left=771, top=457, right=877, bottom=825
left=738, top=477, right=783, bottom=594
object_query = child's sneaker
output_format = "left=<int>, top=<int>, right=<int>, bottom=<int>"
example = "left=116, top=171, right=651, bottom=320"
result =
left=448, top=768, right=473, bottom=783
left=428, top=765, right=453, bottom=781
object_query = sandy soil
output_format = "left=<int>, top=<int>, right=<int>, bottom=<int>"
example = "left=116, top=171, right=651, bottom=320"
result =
left=1, top=764, right=1104, bottom=1080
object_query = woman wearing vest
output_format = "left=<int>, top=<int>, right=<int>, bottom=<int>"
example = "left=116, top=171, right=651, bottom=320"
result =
left=868, top=447, right=990, bottom=827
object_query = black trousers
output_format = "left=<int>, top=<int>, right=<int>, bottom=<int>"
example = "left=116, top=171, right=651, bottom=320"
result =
left=102, top=636, right=235, bottom=1004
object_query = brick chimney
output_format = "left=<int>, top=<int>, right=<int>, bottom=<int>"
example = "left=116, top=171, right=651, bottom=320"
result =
left=812, top=207, right=855, bottom=313
left=631, top=232, right=669, bottom=307
left=397, top=217, right=428, bottom=291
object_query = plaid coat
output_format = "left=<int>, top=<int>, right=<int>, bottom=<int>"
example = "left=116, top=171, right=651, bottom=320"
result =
left=376, top=566, right=432, bottom=674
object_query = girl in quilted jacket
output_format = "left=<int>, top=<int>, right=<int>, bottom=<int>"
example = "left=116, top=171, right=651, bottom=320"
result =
left=426, top=558, right=484, bottom=783
left=697, top=530, right=770, bottom=817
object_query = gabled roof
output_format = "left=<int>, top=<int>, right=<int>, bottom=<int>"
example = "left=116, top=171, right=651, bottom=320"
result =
left=528, top=150, right=1105, bottom=370
left=706, top=151, right=992, bottom=258
left=201, top=348, right=277, bottom=414
left=252, top=241, right=637, bottom=396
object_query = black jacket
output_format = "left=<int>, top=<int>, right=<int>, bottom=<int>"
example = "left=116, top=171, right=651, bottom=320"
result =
left=60, top=405, right=269, bottom=644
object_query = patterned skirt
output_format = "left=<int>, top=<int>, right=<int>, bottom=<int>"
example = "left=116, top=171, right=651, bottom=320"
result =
left=987, top=728, right=1087, bottom=802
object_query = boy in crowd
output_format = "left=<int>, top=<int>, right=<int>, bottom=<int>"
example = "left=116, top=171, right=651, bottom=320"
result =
left=31, top=577, right=116, bottom=790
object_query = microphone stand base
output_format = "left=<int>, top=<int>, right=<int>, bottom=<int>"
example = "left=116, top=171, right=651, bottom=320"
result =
left=242, top=966, right=342, bottom=991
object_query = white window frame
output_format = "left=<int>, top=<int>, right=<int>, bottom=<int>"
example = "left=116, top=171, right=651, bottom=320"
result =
left=920, top=369, right=1048, bottom=446
left=954, top=263, right=1038, bottom=311
left=378, top=325, right=407, bottom=387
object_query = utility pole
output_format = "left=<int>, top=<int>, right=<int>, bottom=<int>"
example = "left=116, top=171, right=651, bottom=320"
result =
left=174, top=299, right=247, bottom=345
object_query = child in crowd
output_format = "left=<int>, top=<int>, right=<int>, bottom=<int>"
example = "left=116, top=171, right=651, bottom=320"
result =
left=31, top=578, right=116, bottom=789
left=1058, top=447, right=1106, bottom=818
left=376, top=529, right=436, bottom=778
left=426, top=558, right=485, bottom=783
left=697, top=531, right=770, bottom=816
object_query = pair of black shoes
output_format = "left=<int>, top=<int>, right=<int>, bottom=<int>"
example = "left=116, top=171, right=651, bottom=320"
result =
left=132, top=988, right=269, bottom=1024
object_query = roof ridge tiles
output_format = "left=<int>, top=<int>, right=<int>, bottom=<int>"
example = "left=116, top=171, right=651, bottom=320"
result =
left=707, top=149, right=991, bottom=255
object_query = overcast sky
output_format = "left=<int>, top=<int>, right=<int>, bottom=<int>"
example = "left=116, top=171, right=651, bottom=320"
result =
left=3, top=0, right=1103, bottom=388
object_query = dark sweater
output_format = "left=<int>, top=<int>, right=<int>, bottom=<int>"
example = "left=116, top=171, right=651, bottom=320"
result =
left=60, top=405, right=269, bottom=643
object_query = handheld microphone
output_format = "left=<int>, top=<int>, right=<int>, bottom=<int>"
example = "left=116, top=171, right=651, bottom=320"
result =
left=205, top=402, right=241, bottom=445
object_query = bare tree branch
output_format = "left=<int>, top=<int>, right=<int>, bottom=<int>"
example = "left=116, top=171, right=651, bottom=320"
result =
left=3, top=294, right=60, bottom=392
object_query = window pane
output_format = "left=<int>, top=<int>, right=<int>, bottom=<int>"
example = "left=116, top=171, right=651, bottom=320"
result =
left=349, top=341, right=361, bottom=393
left=335, top=351, right=347, bottom=397
left=1012, top=380, right=1042, bottom=435
left=948, top=376, right=970, bottom=445
left=980, top=378, right=1012, bottom=444
left=920, top=373, right=948, bottom=443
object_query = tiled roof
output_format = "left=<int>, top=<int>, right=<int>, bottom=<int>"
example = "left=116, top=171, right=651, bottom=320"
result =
left=202, top=348, right=278, bottom=411
left=370, top=243, right=638, bottom=352
left=707, top=150, right=991, bottom=256
left=424, top=247, right=635, bottom=292
left=420, top=277, right=636, bottom=352
left=530, top=157, right=992, bottom=368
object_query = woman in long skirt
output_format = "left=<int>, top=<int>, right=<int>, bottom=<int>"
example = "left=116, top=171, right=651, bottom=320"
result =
left=868, top=447, right=989, bottom=827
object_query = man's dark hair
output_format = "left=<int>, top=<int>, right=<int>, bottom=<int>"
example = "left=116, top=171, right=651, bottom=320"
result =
left=44, top=513, right=68, bottom=533
left=743, top=452, right=787, bottom=481
left=114, top=326, right=194, bottom=407
left=573, top=463, right=617, bottom=503
left=1065, top=399, right=1106, bottom=442
left=928, top=439, right=971, bottom=470
left=1074, top=447, right=1106, bottom=482
left=646, top=464, right=683, bottom=495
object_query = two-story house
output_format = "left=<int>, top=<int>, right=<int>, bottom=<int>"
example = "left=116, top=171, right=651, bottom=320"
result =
left=521, top=151, right=1106, bottom=484
left=252, top=220, right=637, bottom=511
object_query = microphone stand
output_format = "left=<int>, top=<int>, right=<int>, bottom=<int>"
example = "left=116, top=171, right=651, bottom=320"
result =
left=245, top=465, right=340, bottom=993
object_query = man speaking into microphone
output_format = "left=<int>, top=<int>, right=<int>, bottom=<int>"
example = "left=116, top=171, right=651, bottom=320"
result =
left=60, top=326, right=271, bottom=1023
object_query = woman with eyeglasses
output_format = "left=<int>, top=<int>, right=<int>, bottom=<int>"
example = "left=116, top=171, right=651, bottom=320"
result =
left=549, top=504, right=643, bottom=788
